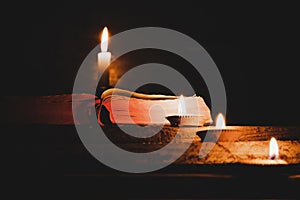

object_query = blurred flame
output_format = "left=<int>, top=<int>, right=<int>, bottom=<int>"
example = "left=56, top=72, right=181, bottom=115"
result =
left=269, top=137, right=279, bottom=159
left=178, top=95, right=187, bottom=115
left=100, top=27, right=109, bottom=52
left=216, top=113, right=226, bottom=129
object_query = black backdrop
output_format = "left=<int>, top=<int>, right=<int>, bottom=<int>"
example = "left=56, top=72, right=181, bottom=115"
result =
left=2, top=1, right=300, bottom=125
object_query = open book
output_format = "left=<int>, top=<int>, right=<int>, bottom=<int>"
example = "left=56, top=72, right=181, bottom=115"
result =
left=98, top=88, right=212, bottom=126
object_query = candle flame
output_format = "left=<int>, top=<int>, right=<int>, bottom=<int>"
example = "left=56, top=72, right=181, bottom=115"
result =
left=269, top=137, right=279, bottom=159
left=178, top=95, right=187, bottom=116
left=215, top=113, right=226, bottom=129
left=100, top=27, right=109, bottom=52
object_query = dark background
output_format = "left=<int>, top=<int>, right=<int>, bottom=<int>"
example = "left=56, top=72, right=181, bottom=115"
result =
left=2, top=1, right=300, bottom=125
left=2, top=2, right=300, bottom=199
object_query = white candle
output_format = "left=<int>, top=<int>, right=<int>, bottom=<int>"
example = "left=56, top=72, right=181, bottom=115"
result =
left=98, top=27, right=111, bottom=71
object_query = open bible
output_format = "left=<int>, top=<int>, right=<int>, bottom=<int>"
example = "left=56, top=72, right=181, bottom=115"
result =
left=98, top=88, right=212, bottom=126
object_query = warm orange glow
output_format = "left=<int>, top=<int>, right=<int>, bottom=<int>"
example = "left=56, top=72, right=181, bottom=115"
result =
left=178, top=95, right=186, bottom=115
left=269, top=137, right=279, bottom=159
left=215, top=113, right=226, bottom=129
left=100, top=27, right=109, bottom=52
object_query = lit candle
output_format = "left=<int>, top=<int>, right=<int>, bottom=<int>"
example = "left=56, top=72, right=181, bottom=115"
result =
left=241, top=137, right=288, bottom=165
left=166, top=95, right=207, bottom=126
left=215, top=113, right=226, bottom=129
left=197, top=112, right=236, bottom=132
left=97, top=27, right=111, bottom=86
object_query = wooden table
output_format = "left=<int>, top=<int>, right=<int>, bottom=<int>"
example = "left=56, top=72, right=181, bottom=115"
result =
left=2, top=94, right=300, bottom=199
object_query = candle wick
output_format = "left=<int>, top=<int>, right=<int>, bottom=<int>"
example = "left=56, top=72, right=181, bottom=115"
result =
left=268, top=154, right=278, bottom=160
left=270, top=155, right=276, bottom=160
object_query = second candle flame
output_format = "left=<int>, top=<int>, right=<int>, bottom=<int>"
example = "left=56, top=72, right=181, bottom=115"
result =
left=178, top=95, right=187, bottom=116
left=215, top=113, right=226, bottom=129
left=269, top=137, right=279, bottom=160
left=100, top=27, right=109, bottom=52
